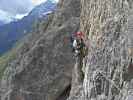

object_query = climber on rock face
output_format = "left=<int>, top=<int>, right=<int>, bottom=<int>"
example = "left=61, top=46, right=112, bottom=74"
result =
left=72, top=31, right=86, bottom=57
left=70, top=32, right=76, bottom=52
left=71, top=31, right=86, bottom=82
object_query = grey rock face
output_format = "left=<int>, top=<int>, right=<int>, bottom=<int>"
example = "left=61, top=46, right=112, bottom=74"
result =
left=0, top=0, right=80, bottom=100
left=1, top=0, right=133, bottom=100
left=68, top=0, right=133, bottom=100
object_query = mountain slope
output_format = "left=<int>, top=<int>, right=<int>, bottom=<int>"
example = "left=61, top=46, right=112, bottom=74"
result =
left=0, top=21, right=4, bottom=26
left=0, top=0, right=56, bottom=55
left=0, top=0, right=80, bottom=100
left=29, top=0, right=56, bottom=18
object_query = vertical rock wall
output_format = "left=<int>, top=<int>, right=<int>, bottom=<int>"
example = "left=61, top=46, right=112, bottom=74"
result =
left=79, top=0, right=133, bottom=100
